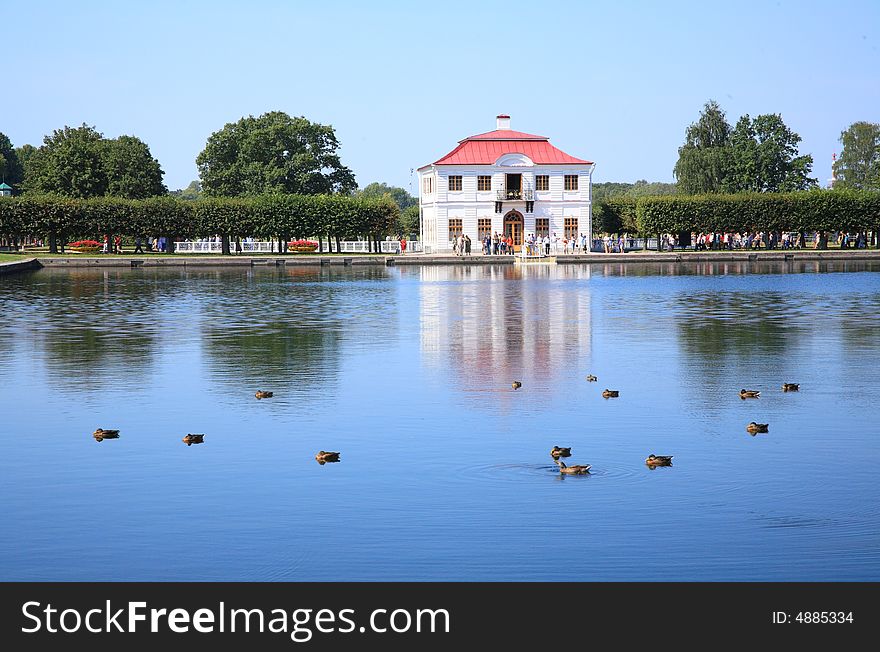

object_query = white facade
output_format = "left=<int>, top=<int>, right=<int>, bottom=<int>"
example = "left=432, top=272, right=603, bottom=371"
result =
left=418, top=116, right=595, bottom=253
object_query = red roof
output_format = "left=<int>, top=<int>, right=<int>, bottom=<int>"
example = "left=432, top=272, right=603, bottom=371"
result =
left=425, top=128, right=592, bottom=167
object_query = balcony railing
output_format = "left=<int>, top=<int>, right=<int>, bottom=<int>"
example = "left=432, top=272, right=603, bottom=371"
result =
left=496, top=188, right=534, bottom=201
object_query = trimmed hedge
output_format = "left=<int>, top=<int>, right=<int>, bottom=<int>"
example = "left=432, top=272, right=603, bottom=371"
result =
left=0, top=194, right=399, bottom=250
left=594, top=197, right=638, bottom=235
left=635, top=190, right=880, bottom=235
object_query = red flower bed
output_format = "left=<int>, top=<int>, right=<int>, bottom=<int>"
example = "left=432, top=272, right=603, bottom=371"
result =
left=287, top=239, right=319, bottom=252
left=68, top=239, right=102, bottom=252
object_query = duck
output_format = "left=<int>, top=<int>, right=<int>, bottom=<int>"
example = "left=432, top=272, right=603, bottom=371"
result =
left=182, top=433, right=205, bottom=446
left=602, top=389, right=619, bottom=398
left=645, top=454, right=673, bottom=466
left=255, top=390, right=274, bottom=399
left=512, top=381, right=522, bottom=390
left=739, top=389, right=761, bottom=399
left=315, top=451, right=341, bottom=465
left=93, top=428, right=120, bottom=441
left=782, top=383, right=800, bottom=392
left=550, top=446, right=572, bottom=459
left=746, top=422, right=769, bottom=434
left=555, top=459, right=591, bottom=475
left=586, top=375, right=598, bottom=382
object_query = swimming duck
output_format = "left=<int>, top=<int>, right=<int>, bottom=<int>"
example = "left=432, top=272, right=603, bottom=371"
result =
left=315, top=451, right=340, bottom=465
left=645, top=454, right=673, bottom=466
left=602, top=389, right=619, bottom=398
left=255, top=390, right=273, bottom=399
left=739, top=389, right=761, bottom=399
left=512, top=381, right=522, bottom=390
left=586, top=375, right=598, bottom=382
left=93, top=428, right=120, bottom=441
left=182, top=433, right=205, bottom=446
left=550, top=446, right=572, bottom=459
left=555, top=459, right=591, bottom=475
left=746, top=422, right=769, bottom=434
left=782, top=383, right=800, bottom=392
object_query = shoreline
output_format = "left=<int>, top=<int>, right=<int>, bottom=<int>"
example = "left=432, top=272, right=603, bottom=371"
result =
left=1, top=249, right=880, bottom=275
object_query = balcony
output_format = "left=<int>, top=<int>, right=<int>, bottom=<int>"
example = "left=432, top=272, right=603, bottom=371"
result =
left=496, top=188, right=534, bottom=201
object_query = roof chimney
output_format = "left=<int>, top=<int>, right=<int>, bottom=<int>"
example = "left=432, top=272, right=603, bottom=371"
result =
left=496, top=114, right=510, bottom=130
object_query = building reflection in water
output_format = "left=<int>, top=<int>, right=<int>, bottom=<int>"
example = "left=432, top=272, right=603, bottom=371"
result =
left=415, top=264, right=592, bottom=404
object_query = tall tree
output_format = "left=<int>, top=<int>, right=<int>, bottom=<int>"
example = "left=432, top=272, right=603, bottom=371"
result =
left=358, top=182, right=417, bottom=210
left=674, top=100, right=732, bottom=194
left=15, top=144, right=38, bottom=185
left=833, top=121, right=880, bottom=190
left=102, top=135, right=167, bottom=199
left=0, top=132, right=24, bottom=188
left=22, top=126, right=166, bottom=199
left=196, top=111, right=357, bottom=197
left=727, top=114, right=815, bottom=192
left=24, top=124, right=108, bottom=198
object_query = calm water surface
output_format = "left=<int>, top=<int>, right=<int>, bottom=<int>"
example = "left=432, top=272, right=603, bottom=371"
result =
left=1, top=261, right=879, bottom=580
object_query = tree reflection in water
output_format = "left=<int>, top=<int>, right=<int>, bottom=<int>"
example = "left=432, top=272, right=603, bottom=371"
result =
left=201, top=266, right=397, bottom=398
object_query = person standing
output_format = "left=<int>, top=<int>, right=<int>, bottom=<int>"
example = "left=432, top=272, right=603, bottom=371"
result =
left=134, top=236, right=144, bottom=254
left=464, top=234, right=471, bottom=255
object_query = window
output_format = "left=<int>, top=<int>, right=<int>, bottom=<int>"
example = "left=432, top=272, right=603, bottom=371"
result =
left=448, top=176, right=462, bottom=191
left=423, top=176, right=433, bottom=194
left=448, top=218, right=463, bottom=241
left=564, top=175, right=579, bottom=191
left=478, top=218, right=492, bottom=239
left=535, top=175, right=549, bottom=191
left=535, top=218, right=549, bottom=237
left=564, top=217, right=578, bottom=240
left=477, top=175, right=492, bottom=192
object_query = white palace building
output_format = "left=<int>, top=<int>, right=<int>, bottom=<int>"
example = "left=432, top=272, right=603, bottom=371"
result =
left=418, top=115, right=595, bottom=253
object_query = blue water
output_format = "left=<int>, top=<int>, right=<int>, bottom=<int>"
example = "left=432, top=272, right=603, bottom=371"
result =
left=1, top=260, right=878, bottom=580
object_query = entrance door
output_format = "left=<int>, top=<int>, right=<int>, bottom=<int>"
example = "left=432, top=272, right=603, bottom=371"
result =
left=505, top=173, right=522, bottom=200
left=503, top=211, right=523, bottom=252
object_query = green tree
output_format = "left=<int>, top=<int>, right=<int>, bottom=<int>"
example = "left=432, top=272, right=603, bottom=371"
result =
left=171, top=180, right=203, bottom=200
left=626, top=180, right=678, bottom=197
left=197, top=111, right=357, bottom=197
left=23, top=124, right=109, bottom=197
left=674, top=100, right=732, bottom=194
left=358, top=182, right=417, bottom=210
left=15, top=144, right=38, bottom=186
left=592, top=182, right=635, bottom=203
left=0, top=132, right=24, bottom=188
left=22, top=126, right=165, bottom=199
left=833, top=121, right=880, bottom=190
left=102, top=135, right=167, bottom=198
left=727, top=114, right=815, bottom=192
left=397, top=205, right=420, bottom=236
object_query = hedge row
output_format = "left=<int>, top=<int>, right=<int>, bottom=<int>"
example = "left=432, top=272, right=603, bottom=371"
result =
left=0, top=194, right=400, bottom=251
left=634, top=190, right=880, bottom=235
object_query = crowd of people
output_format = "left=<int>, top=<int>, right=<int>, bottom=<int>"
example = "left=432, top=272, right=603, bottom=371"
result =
left=657, top=230, right=871, bottom=252
left=463, top=232, right=595, bottom=256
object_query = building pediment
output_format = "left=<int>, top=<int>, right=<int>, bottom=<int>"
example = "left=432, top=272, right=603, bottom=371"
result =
left=495, top=153, right=533, bottom=167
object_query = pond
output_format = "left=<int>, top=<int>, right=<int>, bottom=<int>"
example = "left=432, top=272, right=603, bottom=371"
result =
left=1, top=261, right=879, bottom=580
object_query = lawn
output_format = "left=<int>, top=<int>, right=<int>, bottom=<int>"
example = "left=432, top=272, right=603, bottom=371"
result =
left=0, top=253, right=27, bottom=263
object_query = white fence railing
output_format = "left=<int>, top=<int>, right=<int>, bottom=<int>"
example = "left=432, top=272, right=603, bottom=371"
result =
left=174, top=240, right=423, bottom=254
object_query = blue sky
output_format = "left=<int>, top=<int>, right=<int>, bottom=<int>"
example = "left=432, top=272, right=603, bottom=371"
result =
left=5, top=0, right=878, bottom=191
